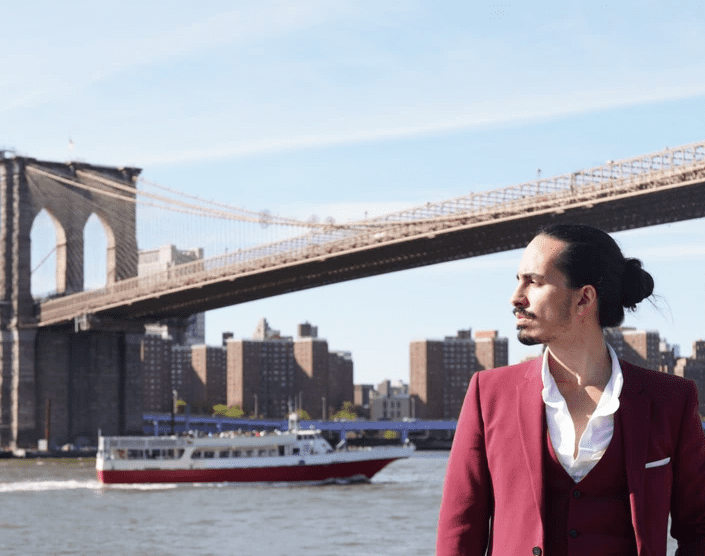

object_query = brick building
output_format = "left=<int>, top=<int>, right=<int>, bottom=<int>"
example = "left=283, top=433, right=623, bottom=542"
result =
left=354, top=384, right=374, bottom=412
left=328, top=351, right=354, bottom=418
left=140, top=332, right=173, bottom=413
left=141, top=325, right=227, bottom=413
left=674, top=340, right=705, bottom=416
left=410, top=329, right=508, bottom=419
left=474, top=330, right=509, bottom=371
left=604, top=327, right=661, bottom=371
left=190, top=345, right=227, bottom=409
left=226, top=319, right=353, bottom=419
left=294, top=334, right=330, bottom=419
left=226, top=334, right=296, bottom=418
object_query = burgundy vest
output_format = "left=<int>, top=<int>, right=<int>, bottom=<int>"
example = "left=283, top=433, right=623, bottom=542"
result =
left=543, top=411, right=638, bottom=556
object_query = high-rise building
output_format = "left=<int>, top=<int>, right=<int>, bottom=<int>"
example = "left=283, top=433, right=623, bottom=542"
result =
left=191, top=345, right=227, bottom=409
left=694, top=340, right=705, bottom=361
left=675, top=359, right=705, bottom=416
left=328, top=351, right=353, bottom=418
left=226, top=319, right=352, bottom=419
left=410, top=329, right=508, bottom=419
left=659, top=341, right=679, bottom=375
left=171, top=345, right=193, bottom=406
left=674, top=341, right=705, bottom=416
left=139, top=244, right=206, bottom=345
left=604, top=327, right=661, bottom=371
left=226, top=325, right=296, bottom=418
left=140, top=331, right=173, bottom=413
left=294, top=335, right=330, bottom=419
left=474, top=330, right=509, bottom=371
left=354, top=384, right=374, bottom=410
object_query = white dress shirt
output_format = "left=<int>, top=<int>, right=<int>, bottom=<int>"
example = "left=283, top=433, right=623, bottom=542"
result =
left=541, top=344, right=623, bottom=482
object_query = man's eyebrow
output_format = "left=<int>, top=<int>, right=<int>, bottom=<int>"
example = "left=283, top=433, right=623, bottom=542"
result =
left=516, top=272, right=545, bottom=280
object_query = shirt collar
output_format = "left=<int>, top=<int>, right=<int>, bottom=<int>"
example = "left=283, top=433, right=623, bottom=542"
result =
left=541, top=343, right=623, bottom=416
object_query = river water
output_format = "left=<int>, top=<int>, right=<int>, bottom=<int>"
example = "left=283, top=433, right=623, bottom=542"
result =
left=0, top=452, right=677, bottom=556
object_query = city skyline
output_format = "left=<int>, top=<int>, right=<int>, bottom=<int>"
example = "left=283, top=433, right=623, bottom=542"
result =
left=6, top=2, right=705, bottom=384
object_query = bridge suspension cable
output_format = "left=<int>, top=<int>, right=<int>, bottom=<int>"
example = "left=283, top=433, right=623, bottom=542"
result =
left=34, top=138, right=705, bottom=326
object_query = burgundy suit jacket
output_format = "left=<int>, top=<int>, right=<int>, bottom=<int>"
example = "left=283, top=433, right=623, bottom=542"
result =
left=436, top=357, right=705, bottom=556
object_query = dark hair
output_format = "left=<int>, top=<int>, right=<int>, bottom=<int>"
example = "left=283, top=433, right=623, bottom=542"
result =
left=538, top=224, right=654, bottom=327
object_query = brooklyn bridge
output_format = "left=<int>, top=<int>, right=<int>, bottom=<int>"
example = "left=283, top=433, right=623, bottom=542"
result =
left=2, top=140, right=705, bottom=448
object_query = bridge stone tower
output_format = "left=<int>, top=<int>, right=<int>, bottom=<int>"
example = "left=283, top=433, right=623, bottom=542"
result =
left=0, top=154, right=143, bottom=448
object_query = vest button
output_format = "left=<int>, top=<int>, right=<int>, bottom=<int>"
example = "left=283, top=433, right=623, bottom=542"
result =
left=532, top=547, right=542, bottom=556
left=569, top=529, right=578, bottom=538
left=572, top=489, right=581, bottom=498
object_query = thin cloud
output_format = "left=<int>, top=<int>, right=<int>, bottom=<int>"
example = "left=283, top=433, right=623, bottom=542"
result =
left=139, top=80, right=705, bottom=166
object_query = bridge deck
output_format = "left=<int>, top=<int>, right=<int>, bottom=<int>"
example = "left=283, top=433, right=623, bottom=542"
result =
left=36, top=141, right=705, bottom=327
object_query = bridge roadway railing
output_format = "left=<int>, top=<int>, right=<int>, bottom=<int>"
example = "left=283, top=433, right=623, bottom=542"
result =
left=143, top=413, right=457, bottom=444
left=38, top=141, right=705, bottom=325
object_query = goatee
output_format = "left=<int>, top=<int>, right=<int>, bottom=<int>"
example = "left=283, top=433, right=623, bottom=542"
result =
left=517, top=330, right=542, bottom=346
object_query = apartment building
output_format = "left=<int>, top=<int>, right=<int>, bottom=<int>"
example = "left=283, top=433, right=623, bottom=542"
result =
left=410, top=329, right=508, bottom=419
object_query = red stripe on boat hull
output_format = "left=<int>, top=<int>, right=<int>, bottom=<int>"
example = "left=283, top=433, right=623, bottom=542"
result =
left=97, top=458, right=401, bottom=484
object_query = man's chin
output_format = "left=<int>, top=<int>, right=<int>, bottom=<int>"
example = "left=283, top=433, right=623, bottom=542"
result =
left=517, top=331, right=542, bottom=346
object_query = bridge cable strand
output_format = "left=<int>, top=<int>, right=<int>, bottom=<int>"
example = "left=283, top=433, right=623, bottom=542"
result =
left=31, top=244, right=57, bottom=274
left=77, top=169, right=308, bottom=226
left=83, top=170, right=384, bottom=230
left=33, top=139, right=705, bottom=325
left=27, top=165, right=285, bottom=224
left=137, top=175, right=391, bottom=230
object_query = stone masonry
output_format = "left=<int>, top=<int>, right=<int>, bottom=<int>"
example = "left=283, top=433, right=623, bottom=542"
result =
left=0, top=155, right=142, bottom=448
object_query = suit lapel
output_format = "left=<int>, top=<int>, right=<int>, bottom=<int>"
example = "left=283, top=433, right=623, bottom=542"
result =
left=516, top=358, right=546, bottom=520
left=618, top=362, right=651, bottom=555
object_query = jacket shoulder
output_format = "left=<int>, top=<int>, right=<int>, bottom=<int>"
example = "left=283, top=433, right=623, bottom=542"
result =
left=620, top=360, right=697, bottom=399
left=473, top=357, right=542, bottom=387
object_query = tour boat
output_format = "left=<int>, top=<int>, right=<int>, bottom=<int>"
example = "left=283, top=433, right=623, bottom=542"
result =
left=96, top=414, right=414, bottom=484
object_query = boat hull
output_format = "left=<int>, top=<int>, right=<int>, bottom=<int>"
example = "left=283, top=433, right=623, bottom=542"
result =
left=97, top=457, right=402, bottom=484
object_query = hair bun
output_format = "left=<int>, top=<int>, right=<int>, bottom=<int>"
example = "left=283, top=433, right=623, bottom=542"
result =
left=621, top=258, right=654, bottom=309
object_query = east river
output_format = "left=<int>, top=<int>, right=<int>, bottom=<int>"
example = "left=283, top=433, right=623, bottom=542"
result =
left=0, top=452, right=677, bottom=556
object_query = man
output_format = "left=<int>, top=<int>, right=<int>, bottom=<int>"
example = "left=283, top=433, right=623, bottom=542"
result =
left=436, top=224, right=705, bottom=556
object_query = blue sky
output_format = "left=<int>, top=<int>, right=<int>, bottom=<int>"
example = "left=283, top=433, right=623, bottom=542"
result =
left=6, top=1, right=705, bottom=384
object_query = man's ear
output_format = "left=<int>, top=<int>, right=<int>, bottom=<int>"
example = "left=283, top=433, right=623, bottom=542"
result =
left=575, top=285, right=598, bottom=316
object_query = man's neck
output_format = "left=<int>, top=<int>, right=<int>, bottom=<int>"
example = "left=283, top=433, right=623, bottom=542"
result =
left=546, top=335, right=612, bottom=389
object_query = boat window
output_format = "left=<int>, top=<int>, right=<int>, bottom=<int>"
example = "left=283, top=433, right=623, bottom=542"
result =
left=219, top=450, right=229, bottom=458
left=258, top=449, right=267, bottom=456
left=127, top=449, right=144, bottom=459
left=204, top=451, right=215, bottom=459
left=192, top=450, right=202, bottom=459
left=233, top=450, right=241, bottom=458
left=293, top=448, right=300, bottom=455
left=244, top=450, right=253, bottom=457
left=278, top=446, right=285, bottom=456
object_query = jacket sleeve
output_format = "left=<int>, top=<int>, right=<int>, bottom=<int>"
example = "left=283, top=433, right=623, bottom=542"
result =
left=437, top=371, right=493, bottom=556
left=671, top=380, right=705, bottom=556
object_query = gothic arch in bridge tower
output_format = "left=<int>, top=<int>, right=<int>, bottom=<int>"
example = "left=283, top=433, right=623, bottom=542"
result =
left=18, top=159, right=141, bottom=298
left=83, top=212, right=114, bottom=290
left=30, top=208, right=62, bottom=297
left=0, top=157, right=142, bottom=448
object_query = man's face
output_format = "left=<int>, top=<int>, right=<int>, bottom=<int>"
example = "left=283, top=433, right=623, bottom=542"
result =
left=510, top=234, right=578, bottom=347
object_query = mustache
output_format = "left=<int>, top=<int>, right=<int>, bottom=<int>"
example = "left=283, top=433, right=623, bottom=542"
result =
left=513, top=308, right=536, bottom=319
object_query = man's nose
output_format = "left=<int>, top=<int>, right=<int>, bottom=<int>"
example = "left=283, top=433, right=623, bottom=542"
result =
left=511, top=284, right=527, bottom=307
